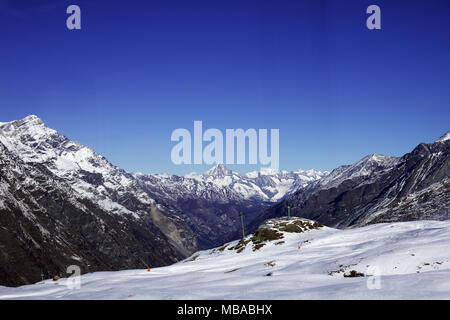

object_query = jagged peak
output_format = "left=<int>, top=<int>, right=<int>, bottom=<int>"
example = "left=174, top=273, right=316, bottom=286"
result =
left=360, top=153, right=392, bottom=163
left=22, top=114, right=43, bottom=122
left=0, top=114, right=56, bottom=141
left=9, top=115, right=44, bottom=126
left=204, top=163, right=233, bottom=177
left=313, top=153, right=400, bottom=191
left=351, top=153, right=400, bottom=170
left=0, top=114, right=47, bottom=130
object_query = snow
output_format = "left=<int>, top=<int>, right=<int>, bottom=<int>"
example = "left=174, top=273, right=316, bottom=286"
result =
left=54, top=156, right=79, bottom=171
left=258, top=167, right=280, bottom=176
left=184, top=172, right=201, bottom=179
left=71, top=255, right=83, bottom=262
left=269, top=184, right=292, bottom=202
left=314, top=153, right=400, bottom=191
left=2, top=219, right=450, bottom=300
left=436, top=131, right=450, bottom=143
left=139, top=164, right=327, bottom=204
left=201, top=164, right=327, bottom=202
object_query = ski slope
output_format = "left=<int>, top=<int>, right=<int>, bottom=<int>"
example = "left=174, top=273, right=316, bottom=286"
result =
left=1, top=218, right=450, bottom=300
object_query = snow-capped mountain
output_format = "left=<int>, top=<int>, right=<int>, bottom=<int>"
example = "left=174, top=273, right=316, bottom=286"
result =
left=0, top=115, right=198, bottom=286
left=0, top=117, right=198, bottom=287
left=251, top=132, right=450, bottom=230
left=0, top=115, right=325, bottom=286
left=3, top=217, right=450, bottom=299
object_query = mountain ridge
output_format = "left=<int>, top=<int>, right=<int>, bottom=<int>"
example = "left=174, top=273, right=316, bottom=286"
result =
left=250, top=133, right=450, bottom=231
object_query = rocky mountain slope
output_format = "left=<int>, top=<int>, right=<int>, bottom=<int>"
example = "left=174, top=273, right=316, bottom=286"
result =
left=0, top=115, right=196, bottom=286
left=251, top=132, right=450, bottom=230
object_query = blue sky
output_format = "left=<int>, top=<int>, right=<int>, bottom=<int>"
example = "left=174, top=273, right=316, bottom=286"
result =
left=0, top=0, right=449, bottom=175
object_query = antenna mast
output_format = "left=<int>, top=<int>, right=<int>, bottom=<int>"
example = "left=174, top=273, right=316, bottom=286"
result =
left=238, top=212, right=245, bottom=240
left=287, top=202, right=291, bottom=219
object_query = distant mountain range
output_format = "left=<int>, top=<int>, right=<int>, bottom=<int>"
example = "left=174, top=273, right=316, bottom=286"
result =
left=0, top=115, right=325, bottom=286
left=135, top=163, right=326, bottom=248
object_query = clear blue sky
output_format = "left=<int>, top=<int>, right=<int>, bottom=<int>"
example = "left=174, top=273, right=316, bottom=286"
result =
left=0, top=0, right=449, bottom=175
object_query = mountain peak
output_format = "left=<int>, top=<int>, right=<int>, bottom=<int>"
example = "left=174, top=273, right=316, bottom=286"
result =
left=0, top=114, right=43, bottom=127
left=22, top=114, right=42, bottom=122
left=363, top=153, right=393, bottom=164
left=0, top=114, right=55, bottom=135
left=436, top=131, right=450, bottom=143
left=12, top=115, right=45, bottom=127
left=204, top=163, right=233, bottom=177
left=0, top=114, right=51, bottom=135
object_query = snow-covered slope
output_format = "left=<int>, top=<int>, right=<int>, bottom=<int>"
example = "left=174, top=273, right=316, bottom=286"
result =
left=312, top=154, right=400, bottom=191
left=3, top=218, right=450, bottom=299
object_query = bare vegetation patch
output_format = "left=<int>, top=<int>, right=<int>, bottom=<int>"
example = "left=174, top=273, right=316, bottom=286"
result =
left=225, top=268, right=240, bottom=273
left=265, top=260, right=276, bottom=267
left=344, top=270, right=365, bottom=278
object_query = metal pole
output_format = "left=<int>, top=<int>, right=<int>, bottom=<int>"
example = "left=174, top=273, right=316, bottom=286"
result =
left=239, top=212, right=245, bottom=240
left=287, top=205, right=291, bottom=219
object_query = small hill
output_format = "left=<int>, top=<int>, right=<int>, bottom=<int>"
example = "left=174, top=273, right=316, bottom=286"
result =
left=210, top=217, right=323, bottom=254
